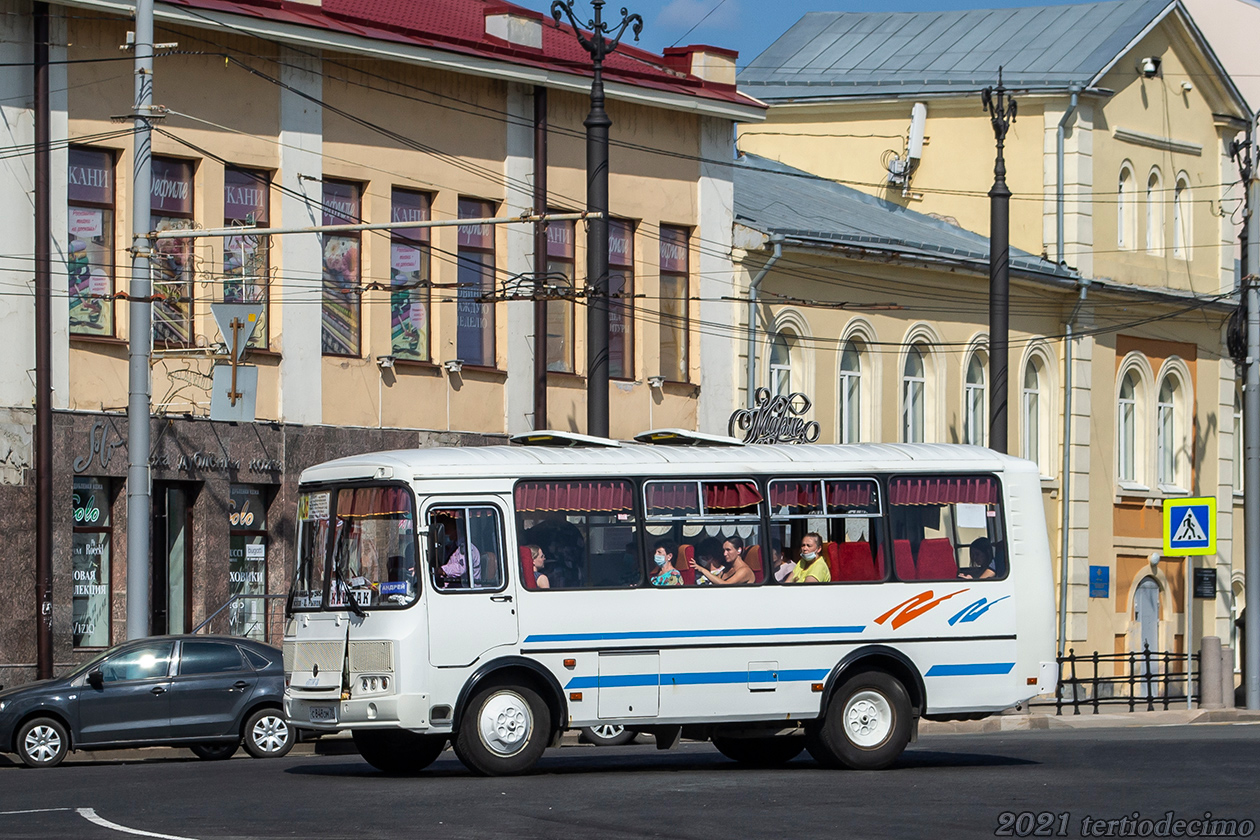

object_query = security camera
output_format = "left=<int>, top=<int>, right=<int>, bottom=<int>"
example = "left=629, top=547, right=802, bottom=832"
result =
left=1181, top=80, right=1193, bottom=93
left=1139, top=56, right=1161, bottom=78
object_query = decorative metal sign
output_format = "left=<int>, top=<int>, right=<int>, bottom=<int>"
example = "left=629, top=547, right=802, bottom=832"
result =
left=728, top=388, right=821, bottom=444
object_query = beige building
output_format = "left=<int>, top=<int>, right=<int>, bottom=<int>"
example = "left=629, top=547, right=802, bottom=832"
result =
left=735, top=0, right=1252, bottom=689
left=0, top=0, right=763, bottom=684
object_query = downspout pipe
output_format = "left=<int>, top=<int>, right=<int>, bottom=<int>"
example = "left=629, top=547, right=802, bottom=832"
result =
left=1058, top=277, right=1088, bottom=656
left=746, top=238, right=783, bottom=407
left=1056, top=86, right=1082, bottom=264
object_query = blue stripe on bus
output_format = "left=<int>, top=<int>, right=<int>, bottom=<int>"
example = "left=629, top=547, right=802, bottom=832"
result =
left=524, top=626, right=865, bottom=644
left=564, top=668, right=831, bottom=690
left=924, top=662, right=1015, bottom=677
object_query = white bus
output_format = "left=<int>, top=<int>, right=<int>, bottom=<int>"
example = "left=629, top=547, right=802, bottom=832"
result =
left=283, top=437, right=1056, bottom=776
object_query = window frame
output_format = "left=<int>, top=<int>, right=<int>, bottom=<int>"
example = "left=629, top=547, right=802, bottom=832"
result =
left=609, top=218, right=635, bottom=380
left=222, top=166, right=272, bottom=349
left=456, top=197, right=498, bottom=368
left=1118, top=162, right=1136, bottom=251
left=1172, top=173, right=1190, bottom=261
left=1119, top=371, right=1139, bottom=485
left=767, top=476, right=886, bottom=586
left=658, top=224, right=691, bottom=383
left=67, top=145, right=117, bottom=338
left=902, top=345, right=926, bottom=443
left=838, top=340, right=862, bottom=444
left=426, top=501, right=509, bottom=595
left=544, top=209, right=576, bottom=374
left=72, top=475, right=113, bottom=649
left=389, top=187, right=433, bottom=364
left=964, top=351, right=987, bottom=447
left=1146, top=167, right=1164, bottom=255
left=886, top=472, right=1009, bottom=583
left=320, top=178, right=365, bottom=358
left=150, top=156, right=197, bottom=348
left=176, top=639, right=248, bottom=676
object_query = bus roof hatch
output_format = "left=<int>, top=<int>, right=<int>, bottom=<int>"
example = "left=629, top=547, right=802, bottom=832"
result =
left=510, top=430, right=623, bottom=448
left=633, top=428, right=744, bottom=446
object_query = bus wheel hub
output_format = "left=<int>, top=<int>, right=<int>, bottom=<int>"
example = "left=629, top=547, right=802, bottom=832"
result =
left=844, top=690, right=892, bottom=747
left=480, top=691, right=532, bottom=755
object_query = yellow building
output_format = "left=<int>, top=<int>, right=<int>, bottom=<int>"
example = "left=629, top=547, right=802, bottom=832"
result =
left=0, top=0, right=763, bottom=683
left=735, top=0, right=1252, bottom=690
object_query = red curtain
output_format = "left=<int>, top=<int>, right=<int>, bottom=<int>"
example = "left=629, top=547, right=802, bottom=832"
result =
left=769, top=480, right=821, bottom=510
left=825, top=480, right=877, bottom=509
left=645, top=482, right=699, bottom=513
left=704, top=481, right=763, bottom=511
left=515, top=480, right=633, bottom=513
left=889, top=476, right=998, bottom=506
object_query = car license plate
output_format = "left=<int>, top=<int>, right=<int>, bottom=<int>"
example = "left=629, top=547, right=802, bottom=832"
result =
left=308, top=705, right=337, bottom=724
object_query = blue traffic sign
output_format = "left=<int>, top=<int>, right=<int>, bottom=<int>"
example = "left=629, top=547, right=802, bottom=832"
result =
left=1162, top=497, right=1216, bottom=556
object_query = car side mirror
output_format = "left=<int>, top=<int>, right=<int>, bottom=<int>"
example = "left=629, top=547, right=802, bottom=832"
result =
left=87, top=669, right=103, bottom=689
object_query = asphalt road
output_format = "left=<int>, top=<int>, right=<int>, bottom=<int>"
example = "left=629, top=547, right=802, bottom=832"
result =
left=1, top=725, right=1257, bottom=840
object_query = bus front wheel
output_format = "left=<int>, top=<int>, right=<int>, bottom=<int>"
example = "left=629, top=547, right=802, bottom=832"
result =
left=353, top=729, right=447, bottom=775
left=806, top=670, right=911, bottom=771
left=454, top=684, right=551, bottom=776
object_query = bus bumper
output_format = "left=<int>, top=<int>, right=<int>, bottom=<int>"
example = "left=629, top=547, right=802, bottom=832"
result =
left=286, top=692, right=431, bottom=731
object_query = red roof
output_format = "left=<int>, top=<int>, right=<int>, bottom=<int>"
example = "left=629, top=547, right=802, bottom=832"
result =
left=159, top=0, right=762, bottom=110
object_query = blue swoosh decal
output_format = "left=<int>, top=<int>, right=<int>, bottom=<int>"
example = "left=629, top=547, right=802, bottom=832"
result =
left=925, top=662, right=1015, bottom=677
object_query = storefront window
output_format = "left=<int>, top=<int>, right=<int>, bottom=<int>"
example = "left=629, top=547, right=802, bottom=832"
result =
left=223, top=167, right=271, bottom=348
left=229, top=485, right=268, bottom=640
left=390, top=189, right=431, bottom=362
left=151, top=157, right=196, bottom=346
left=67, top=147, right=115, bottom=337
left=72, top=477, right=111, bottom=647
left=322, top=180, right=362, bottom=356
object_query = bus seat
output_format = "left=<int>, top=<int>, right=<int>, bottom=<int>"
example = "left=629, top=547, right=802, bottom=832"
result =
left=837, top=541, right=878, bottom=581
left=917, top=538, right=958, bottom=580
left=744, top=545, right=764, bottom=582
left=678, top=544, right=696, bottom=585
left=893, top=539, right=916, bottom=581
left=822, top=542, right=841, bottom=581
left=873, top=541, right=886, bottom=578
left=518, top=546, right=537, bottom=590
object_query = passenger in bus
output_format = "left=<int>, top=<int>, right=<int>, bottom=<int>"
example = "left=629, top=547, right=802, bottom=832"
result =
left=650, top=539, right=683, bottom=586
left=959, top=537, right=997, bottom=580
left=525, top=544, right=550, bottom=589
left=689, top=538, right=724, bottom=585
left=691, top=536, right=755, bottom=585
left=788, top=533, right=830, bottom=583
left=440, top=529, right=481, bottom=584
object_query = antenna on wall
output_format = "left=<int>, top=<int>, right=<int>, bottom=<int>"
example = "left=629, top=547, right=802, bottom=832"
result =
left=886, top=102, right=928, bottom=196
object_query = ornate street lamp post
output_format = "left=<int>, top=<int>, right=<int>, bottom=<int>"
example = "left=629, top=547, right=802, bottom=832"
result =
left=982, top=69, right=1016, bottom=454
left=550, top=0, right=642, bottom=439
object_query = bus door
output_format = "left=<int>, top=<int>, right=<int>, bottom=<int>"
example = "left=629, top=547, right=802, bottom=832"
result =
left=424, top=500, right=518, bottom=667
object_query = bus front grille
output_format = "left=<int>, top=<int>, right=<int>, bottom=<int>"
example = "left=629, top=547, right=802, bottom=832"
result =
left=291, top=640, right=346, bottom=675
left=349, top=640, right=394, bottom=674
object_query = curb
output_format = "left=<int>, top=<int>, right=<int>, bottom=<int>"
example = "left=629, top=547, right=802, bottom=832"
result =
left=919, top=707, right=1260, bottom=735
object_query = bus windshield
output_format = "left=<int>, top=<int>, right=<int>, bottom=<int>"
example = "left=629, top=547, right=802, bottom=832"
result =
left=292, top=485, right=419, bottom=610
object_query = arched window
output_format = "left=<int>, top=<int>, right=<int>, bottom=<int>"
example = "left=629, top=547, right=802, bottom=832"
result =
left=769, top=332, right=792, bottom=397
left=902, top=345, right=926, bottom=443
left=1119, top=371, right=1139, bottom=483
left=1119, top=164, right=1136, bottom=250
left=1146, top=167, right=1164, bottom=254
left=1021, top=359, right=1042, bottom=469
left=839, top=340, right=862, bottom=444
left=1157, top=374, right=1182, bottom=488
left=1173, top=174, right=1190, bottom=260
left=964, top=352, right=987, bottom=446
left=1236, top=388, right=1244, bottom=495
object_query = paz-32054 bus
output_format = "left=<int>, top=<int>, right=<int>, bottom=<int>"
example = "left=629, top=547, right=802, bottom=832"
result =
left=283, top=437, right=1056, bottom=776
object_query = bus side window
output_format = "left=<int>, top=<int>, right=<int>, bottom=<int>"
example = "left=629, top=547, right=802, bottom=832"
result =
left=514, top=480, right=640, bottom=590
left=887, top=476, right=1005, bottom=582
left=767, top=479, right=882, bottom=584
left=428, top=506, right=505, bottom=591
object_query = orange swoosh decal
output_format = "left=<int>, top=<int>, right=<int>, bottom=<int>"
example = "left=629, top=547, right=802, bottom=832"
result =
left=875, top=589, right=971, bottom=630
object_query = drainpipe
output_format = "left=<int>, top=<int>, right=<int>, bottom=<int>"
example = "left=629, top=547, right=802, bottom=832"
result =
left=1058, top=278, right=1088, bottom=656
left=746, top=238, right=783, bottom=407
left=1056, top=86, right=1082, bottom=264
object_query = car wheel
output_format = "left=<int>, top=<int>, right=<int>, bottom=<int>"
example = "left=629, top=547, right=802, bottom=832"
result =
left=805, top=670, right=911, bottom=771
left=190, top=742, right=238, bottom=761
left=453, top=684, right=550, bottom=776
left=17, top=717, right=69, bottom=768
left=243, top=708, right=293, bottom=759
left=580, top=724, right=636, bottom=746
left=352, top=729, right=447, bottom=775
left=712, top=735, right=805, bottom=767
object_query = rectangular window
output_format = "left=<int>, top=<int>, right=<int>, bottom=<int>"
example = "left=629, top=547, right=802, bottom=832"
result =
left=67, top=147, right=115, bottom=337
left=151, top=157, right=196, bottom=346
left=644, top=479, right=762, bottom=586
left=72, top=476, right=111, bottom=647
left=515, top=480, right=639, bottom=589
left=457, top=198, right=496, bottom=367
left=768, top=479, right=882, bottom=584
left=430, top=505, right=505, bottom=591
left=223, top=167, right=271, bottom=349
left=322, top=180, right=362, bottom=356
left=228, top=485, right=268, bottom=640
left=545, top=214, right=575, bottom=373
left=658, top=225, right=689, bottom=381
left=887, top=476, right=1006, bottom=582
left=609, top=219, right=634, bottom=379
left=390, top=189, right=432, bottom=362
left=292, top=490, right=331, bottom=609
left=328, top=486, right=419, bottom=609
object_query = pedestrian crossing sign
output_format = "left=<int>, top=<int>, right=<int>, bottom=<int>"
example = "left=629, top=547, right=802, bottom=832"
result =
left=1162, top=497, right=1216, bottom=556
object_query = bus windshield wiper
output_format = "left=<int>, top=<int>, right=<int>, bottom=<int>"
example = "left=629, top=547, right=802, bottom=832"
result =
left=332, top=553, right=366, bottom=618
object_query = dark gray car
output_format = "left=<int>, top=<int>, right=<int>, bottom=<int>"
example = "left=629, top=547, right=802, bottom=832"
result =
left=0, top=635, right=291, bottom=768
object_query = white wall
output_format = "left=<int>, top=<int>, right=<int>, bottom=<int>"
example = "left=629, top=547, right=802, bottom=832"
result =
left=696, top=116, right=736, bottom=434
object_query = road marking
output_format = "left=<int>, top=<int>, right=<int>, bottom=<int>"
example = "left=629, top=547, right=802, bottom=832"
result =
left=76, top=808, right=201, bottom=840
left=0, top=808, right=73, bottom=815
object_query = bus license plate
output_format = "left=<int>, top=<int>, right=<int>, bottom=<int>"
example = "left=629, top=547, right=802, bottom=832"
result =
left=308, top=705, right=337, bottom=724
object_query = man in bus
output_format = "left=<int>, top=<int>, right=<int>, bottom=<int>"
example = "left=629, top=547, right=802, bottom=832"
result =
left=789, top=533, right=831, bottom=584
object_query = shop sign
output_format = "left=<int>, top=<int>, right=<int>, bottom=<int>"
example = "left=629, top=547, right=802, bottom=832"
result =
left=73, top=419, right=125, bottom=473
left=728, top=388, right=821, bottom=445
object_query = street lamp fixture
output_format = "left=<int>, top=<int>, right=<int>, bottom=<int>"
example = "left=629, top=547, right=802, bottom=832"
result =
left=981, top=68, right=1016, bottom=455
left=550, top=0, right=642, bottom=439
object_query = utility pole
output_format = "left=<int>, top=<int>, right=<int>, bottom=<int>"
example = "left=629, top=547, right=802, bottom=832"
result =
left=126, top=0, right=155, bottom=639
left=33, top=1, right=53, bottom=678
left=533, top=85, right=548, bottom=431
left=1243, top=120, right=1259, bottom=710
left=982, top=69, right=1016, bottom=455
left=550, top=0, right=642, bottom=439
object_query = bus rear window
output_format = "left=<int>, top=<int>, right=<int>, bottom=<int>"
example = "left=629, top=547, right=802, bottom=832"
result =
left=887, top=476, right=1005, bottom=582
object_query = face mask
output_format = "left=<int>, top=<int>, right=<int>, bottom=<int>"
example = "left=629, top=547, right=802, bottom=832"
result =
left=653, top=553, right=668, bottom=567
left=801, top=551, right=818, bottom=562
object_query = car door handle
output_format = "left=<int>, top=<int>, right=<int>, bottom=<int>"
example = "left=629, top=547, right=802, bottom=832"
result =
left=150, top=686, right=167, bottom=695
left=490, top=595, right=513, bottom=603
left=231, top=681, right=250, bottom=691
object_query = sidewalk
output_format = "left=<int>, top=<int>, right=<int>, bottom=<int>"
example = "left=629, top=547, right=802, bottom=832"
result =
left=918, top=706, right=1260, bottom=735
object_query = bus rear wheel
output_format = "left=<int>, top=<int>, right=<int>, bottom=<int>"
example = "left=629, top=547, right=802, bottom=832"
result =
left=806, top=671, right=911, bottom=771
left=353, top=729, right=447, bottom=775
left=454, top=684, right=550, bottom=776
left=712, top=734, right=805, bottom=767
